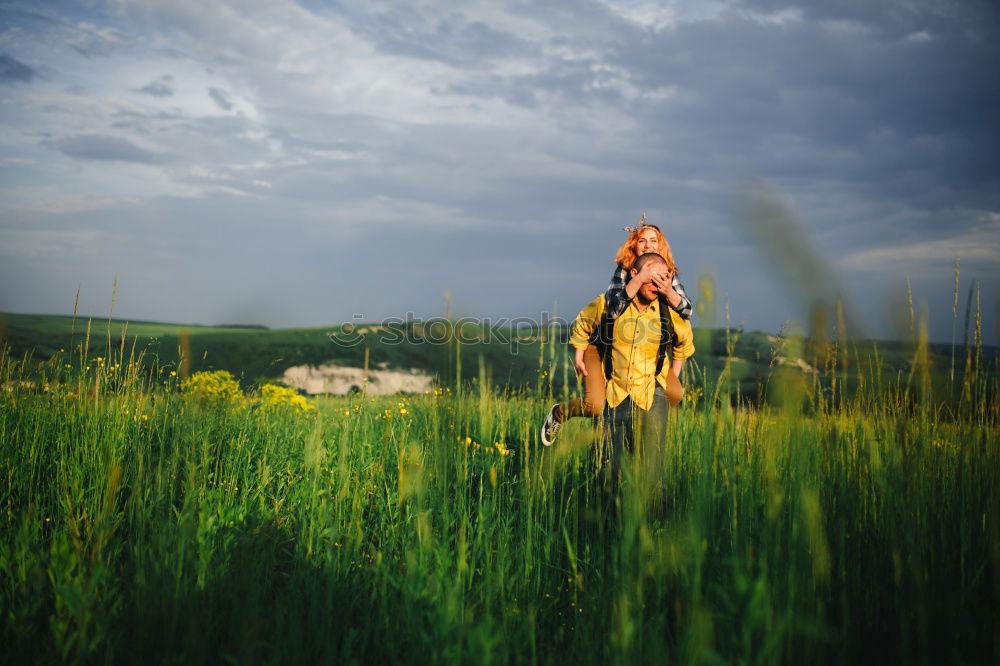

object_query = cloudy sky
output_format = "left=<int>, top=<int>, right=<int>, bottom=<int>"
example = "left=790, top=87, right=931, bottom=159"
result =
left=1, top=0, right=997, bottom=344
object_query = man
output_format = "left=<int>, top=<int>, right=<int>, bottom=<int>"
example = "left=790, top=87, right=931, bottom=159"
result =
left=543, top=252, right=695, bottom=488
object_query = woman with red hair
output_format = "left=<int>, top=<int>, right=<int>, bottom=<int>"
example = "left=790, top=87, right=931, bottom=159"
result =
left=541, top=216, right=693, bottom=446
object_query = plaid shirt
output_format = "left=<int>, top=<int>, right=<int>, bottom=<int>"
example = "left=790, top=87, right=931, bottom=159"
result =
left=605, top=264, right=693, bottom=320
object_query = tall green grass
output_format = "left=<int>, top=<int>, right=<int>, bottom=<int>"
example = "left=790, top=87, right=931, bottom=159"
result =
left=1, top=312, right=997, bottom=664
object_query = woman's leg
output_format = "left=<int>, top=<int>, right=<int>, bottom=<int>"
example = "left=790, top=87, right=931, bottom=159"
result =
left=557, top=345, right=606, bottom=420
left=542, top=346, right=608, bottom=445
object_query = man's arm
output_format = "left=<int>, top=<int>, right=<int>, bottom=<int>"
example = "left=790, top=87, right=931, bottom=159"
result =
left=569, top=295, right=605, bottom=351
left=669, top=275, right=694, bottom=320
left=669, top=311, right=695, bottom=377
left=569, top=295, right=605, bottom=377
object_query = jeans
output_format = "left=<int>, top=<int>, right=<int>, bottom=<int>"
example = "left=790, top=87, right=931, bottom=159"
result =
left=602, top=386, right=669, bottom=495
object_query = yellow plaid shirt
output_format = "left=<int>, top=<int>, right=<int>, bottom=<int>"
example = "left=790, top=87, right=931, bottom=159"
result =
left=570, top=294, right=695, bottom=410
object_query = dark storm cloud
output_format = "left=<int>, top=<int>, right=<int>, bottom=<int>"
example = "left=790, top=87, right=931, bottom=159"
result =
left=673, top=8, right=996, bottom=156
left=564, top=2, right=1000, bottom=243
left=430, top=0, right=1000, bottom=220
left=207, top=86, right=233, bottom=111
left=0, top=53, right=38, bottom=83
left=137, top=74, right=174, bottom=97
left=52, top=134, right=170, bottom=164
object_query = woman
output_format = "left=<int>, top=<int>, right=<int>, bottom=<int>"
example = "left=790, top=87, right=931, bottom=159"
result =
left=541, top=216, right=693, bottom=446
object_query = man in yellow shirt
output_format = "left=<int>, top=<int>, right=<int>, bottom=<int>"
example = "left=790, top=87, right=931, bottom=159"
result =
left=553, top=252, right=695, bottom=486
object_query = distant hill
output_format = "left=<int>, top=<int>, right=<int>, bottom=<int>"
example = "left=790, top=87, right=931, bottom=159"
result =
left=0, top=313, right=265, bottom=338
left=212, top=323, right=269, bottom=330
left=1, top=311, right=992, bottom=403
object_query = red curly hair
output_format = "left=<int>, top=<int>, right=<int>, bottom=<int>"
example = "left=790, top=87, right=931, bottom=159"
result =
left=614, top=224, right=678, bottom=275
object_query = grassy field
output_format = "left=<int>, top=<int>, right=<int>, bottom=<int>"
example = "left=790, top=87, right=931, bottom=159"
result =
left=1, top=322, right=997, bottom=664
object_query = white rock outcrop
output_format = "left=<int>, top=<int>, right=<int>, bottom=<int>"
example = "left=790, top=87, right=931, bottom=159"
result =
left=280, top=364, right=433, bottom=395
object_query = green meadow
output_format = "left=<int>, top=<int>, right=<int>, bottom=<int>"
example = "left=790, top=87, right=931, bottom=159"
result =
left=1, top=307, right=997, bottom=665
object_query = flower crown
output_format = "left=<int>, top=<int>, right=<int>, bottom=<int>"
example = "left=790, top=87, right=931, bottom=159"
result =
left=623, top=212, right=652, bottom=233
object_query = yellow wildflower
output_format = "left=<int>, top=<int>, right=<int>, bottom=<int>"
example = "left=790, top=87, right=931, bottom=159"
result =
left=257, top=383, right=315, bottom=413
left=181, top=370, right=246, bottom=408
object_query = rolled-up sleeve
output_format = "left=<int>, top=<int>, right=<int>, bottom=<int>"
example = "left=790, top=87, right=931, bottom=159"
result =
left=670, top=274, right=694, bottom=320
left=670, top=311, right=695, bottom=360
left=569, top=295, right=605, bottom=350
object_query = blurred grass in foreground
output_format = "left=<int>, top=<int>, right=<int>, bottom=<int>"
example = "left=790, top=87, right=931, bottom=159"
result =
left=0, top=307, right=997, bottom=665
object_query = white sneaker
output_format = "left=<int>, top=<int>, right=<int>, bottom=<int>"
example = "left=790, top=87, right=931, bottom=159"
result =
left=541, top=403, right=561, bottom=446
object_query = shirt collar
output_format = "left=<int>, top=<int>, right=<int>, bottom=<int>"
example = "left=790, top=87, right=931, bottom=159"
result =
left=630, top=296, right=658, bottom=314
